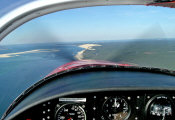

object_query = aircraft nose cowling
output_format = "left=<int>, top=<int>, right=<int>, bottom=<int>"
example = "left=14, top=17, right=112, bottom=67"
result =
left=46, top=60, right=132, bottom=77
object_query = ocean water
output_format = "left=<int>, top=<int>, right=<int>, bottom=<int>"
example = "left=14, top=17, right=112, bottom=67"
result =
left=1, top=40, right=175, bottom=118
left=0, top=43, right=82, bottom=117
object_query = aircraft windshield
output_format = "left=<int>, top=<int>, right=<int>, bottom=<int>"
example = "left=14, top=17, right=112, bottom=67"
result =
left=1, top=5, right=175, bottom=117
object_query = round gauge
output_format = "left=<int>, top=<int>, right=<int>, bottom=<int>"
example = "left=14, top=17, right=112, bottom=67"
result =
left=102, top=96, right=131, bottom=120
left=146, top=95, right=175, bottom=120
left=55, top=104, right=86, bottom=120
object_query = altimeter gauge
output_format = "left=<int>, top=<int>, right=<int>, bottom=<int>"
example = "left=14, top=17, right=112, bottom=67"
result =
left=102, top=96, right=131, bottom=120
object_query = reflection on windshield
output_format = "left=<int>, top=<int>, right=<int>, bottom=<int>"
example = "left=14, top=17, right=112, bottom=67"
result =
left=1, top=5, right=175, bottom=117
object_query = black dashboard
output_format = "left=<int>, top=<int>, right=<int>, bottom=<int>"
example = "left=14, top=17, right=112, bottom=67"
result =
left=3, top=66, right=175, bottom=120
left=13, top=91, right=175, bottom=120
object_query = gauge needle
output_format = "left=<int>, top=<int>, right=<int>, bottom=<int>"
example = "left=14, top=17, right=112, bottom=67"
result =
left=114, top=98, right=117, bottom=107
left=114, top=98, right=120, bottom=108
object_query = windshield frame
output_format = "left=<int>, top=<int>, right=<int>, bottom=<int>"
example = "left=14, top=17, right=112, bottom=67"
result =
left=0, top=0, right=152, bottom=42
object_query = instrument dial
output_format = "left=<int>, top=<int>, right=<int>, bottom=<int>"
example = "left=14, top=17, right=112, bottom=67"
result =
left=102, top=97, right=130, bottom=120
left=55, top=104, right=86, bottom=120
left=146, top=95, right=175, bottom=120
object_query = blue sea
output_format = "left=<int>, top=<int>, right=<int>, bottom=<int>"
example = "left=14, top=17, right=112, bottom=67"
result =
left=0, top=42, right=83, bottom=117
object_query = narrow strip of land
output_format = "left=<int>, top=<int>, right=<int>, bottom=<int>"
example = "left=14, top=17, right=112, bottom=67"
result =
left=75, top=44, right=101, bottom=60
left=0, top=49, right=59, bottom=58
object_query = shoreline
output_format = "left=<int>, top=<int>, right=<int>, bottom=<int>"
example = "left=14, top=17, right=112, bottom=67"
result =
left=0, top=49, right=59, bottom=58
left=75, top=44, right=101, bottom=60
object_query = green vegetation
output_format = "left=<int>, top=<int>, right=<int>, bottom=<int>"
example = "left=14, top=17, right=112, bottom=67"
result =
left=82, top=40, right=175, bottom=70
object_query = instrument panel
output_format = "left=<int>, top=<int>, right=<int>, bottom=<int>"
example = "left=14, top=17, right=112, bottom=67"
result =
left=13, top=91, right=175, bottom=120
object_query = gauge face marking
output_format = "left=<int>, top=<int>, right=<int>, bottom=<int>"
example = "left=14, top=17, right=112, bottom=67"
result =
left=103, top=97, right=130, bottom=120
left=146, top=95, right=174, bottom=120
left=56, top=104, right=86, bottom=120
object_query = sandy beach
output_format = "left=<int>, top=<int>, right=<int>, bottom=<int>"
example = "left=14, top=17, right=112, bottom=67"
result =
left=75, top=44, right=101, bottom=60
left=0, top=49, right=59, bottom=58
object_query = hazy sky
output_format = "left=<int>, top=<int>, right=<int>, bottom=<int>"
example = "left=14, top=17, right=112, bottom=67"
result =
left=1, top=5, right=175, bottom=44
